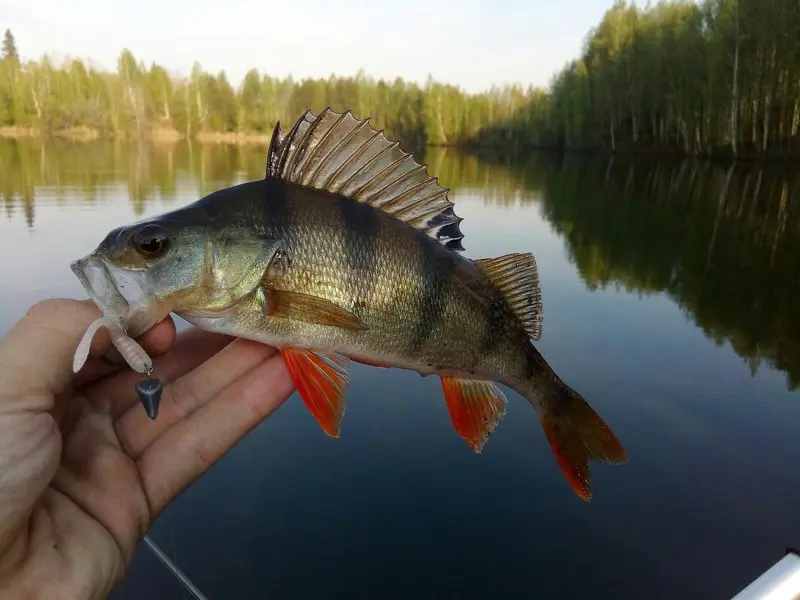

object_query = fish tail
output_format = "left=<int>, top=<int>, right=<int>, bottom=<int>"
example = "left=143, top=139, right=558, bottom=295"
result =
left=472, top=249, right=626, bottom=499
left=523, top=374, right=627, bottom=501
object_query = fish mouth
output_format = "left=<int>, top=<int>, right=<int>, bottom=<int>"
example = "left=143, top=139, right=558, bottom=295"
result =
left=70, top=255, right=153, bottom=336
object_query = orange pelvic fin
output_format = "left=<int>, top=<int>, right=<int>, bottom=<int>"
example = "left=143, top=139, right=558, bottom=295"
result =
left=538, top=388, right=628, bottom=501
left=280, top=348, right=350, bottom=437
left=440, top=377, right=508, bottom=453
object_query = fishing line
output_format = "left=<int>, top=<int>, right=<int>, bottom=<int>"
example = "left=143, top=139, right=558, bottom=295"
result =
left=142, top=534, right=209, bottom=600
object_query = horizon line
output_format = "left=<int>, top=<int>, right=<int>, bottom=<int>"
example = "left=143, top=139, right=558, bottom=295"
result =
left=2, top=31, right=557, bottom=97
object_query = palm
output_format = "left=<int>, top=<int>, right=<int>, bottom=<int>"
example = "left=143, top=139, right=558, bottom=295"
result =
left=0, top=302, right=294, bottom=598
left=50, top=391, right=156, bottom=580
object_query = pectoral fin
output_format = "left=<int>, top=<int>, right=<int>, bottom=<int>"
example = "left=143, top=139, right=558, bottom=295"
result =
left=281, top=348, right=351, bottom=437
left=440, top=377, right=508, bottom=453
left=264, top=289, right=368, bottom=331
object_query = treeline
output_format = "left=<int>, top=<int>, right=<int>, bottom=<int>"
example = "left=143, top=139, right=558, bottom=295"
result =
left=0, top=28, right=531, bottom=149
left=3, top=0, right=800, bottom=158
left=476, top=0, right=800, bottom=158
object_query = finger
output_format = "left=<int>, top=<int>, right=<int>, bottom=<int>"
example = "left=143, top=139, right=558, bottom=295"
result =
left=106, top=329, right=236, bottom=419
left=102, top=315, right=177, bottom=365
left=115, top=338, right=278, bottom=457
left=136, top=353, right=294, bottom=516
left=72, top=316, right=177, bottom=387
left=0, top=299, right=112, bottom=410
left=83, top=328, right=235, bottom=417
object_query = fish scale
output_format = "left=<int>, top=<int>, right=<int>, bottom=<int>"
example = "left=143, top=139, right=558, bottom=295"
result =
left=70, top=107, right=628, bottom=501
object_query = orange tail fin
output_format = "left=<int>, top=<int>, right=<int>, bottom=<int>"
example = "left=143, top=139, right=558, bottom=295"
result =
left=535, top=384, right=627, bottom=501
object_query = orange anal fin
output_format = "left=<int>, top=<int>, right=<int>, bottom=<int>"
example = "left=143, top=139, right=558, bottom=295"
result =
left=538, top=392, right=627, bottom=501
left=280, top=348, right=350, bottom=438
left=440, top=377, right=508, bottom=453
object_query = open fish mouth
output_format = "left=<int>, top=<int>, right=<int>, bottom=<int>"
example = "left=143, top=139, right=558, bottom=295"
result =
left=70, top=254, right=156, bottom=376
left=71, top=255, right=130, bottom=318
left=70, top=254, right=153, bottom=337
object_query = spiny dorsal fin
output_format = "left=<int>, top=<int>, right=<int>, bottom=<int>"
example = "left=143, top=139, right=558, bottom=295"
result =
left=473, top=252, right=543, bottom=341
left=266, top=107, right=465, bottom=252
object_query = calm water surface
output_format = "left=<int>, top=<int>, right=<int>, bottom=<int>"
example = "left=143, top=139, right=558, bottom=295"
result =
left=1, top=139, right=799, bottom=599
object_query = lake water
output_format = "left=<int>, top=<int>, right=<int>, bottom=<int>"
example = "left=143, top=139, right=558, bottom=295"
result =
left=1, top=138, right=799, bottom=599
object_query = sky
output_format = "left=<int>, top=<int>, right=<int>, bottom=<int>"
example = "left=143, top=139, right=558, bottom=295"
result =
left=1, top=0, right=621, bottom=94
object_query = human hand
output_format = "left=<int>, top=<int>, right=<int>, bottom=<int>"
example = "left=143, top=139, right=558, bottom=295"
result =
left=0, top=298, right=294, bottom=600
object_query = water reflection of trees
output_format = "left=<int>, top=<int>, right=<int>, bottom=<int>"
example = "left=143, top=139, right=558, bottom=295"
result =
left=423, top=148, right=547, bottom=206
left=0, top=140, right=542, bottom=222
left=0, top=138, right=272, bottom=221
left=418, top=150, right=800, bottom=391
left=3, top=138, right=798, bottom=389
left=532, top=155, right=800, bottom=390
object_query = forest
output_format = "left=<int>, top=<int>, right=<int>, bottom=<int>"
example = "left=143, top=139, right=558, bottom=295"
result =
left=1, top=0, right=799, bottom=158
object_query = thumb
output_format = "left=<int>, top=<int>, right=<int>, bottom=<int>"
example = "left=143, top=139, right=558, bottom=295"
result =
left=0, top=299, right=175, bottom=411
left=0, top=299, right=111, bottom=560
left=0, top=299, right=108, bottom=407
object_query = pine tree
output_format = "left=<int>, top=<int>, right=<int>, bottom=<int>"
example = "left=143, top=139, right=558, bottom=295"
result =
left=1, top=29, right=18, bottom=64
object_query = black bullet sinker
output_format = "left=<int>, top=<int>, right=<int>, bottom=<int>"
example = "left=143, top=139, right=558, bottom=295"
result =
left=136, top=378, right=163, bottom=420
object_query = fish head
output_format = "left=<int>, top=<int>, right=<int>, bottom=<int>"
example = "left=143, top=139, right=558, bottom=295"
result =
left=71, top=213, right=207, bottom=337
left=71, top=197, right=282, bottom=337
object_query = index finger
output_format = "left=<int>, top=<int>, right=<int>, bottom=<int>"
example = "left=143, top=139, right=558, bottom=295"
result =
left=137, top=352, right=294, bottom=516
left=73, top=317, right=177, bottom=388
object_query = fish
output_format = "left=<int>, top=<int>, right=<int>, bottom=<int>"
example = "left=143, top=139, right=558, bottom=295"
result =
left=70, top=107, right=627, bottom=500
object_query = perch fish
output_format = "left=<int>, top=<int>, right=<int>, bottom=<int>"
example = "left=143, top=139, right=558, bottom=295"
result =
left=70, top=107, right=627, bottom=500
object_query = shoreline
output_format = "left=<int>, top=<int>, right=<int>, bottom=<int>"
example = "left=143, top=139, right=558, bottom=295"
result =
left=3, top=126, right=799, bottom=164
left=0, top=126, right=273, bottom=145
left=466, top=142, right=800, bottom=165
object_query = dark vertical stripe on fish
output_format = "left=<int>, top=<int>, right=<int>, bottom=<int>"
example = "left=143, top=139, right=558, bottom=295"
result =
left=336, top=194, right=379, bottom=314
left=264, top=178, right=291, bottom=240
left=523, top=339, right=540, bottom=380
left=479, top=288, right=509, bottom=358
left=409, top=238, right=451, bottom=354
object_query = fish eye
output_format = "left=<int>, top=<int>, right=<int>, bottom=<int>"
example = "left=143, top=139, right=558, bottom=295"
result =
left=132, top=223, right=170, bottom=258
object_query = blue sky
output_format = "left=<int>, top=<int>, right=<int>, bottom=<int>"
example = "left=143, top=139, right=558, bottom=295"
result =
left=2, top=0, right=620, bottom=93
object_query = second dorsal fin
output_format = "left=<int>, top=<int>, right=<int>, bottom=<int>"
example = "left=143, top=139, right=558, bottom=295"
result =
left=473, top=252, right=543, bottom=341
left=265, top=107, right=465, bottom=252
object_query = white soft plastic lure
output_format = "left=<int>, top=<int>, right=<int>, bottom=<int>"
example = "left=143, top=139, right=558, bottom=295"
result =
left=72, top=315, right=153, bottom=374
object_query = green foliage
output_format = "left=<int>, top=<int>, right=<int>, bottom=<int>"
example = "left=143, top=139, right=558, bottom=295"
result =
left=1, top=29, right=18, bottom=64
left=0, top=32, right=539, bottom=149
left=2, top=0, right=798, bottom=158
left=476, top=0, right=800, bottom=158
